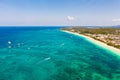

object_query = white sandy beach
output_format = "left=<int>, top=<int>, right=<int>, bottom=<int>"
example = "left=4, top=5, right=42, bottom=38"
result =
left=62, top=30, right=120, bottom=56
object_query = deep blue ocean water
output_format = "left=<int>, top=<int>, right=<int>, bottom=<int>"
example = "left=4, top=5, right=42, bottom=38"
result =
left=0, top=27, right=120, bottom=80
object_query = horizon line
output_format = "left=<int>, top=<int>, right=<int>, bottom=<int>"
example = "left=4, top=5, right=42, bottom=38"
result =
left=0, top=25, right=118, bottom=27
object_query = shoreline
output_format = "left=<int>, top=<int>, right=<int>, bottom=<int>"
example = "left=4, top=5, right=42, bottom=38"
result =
left=61, top=30, right=120, bottom=56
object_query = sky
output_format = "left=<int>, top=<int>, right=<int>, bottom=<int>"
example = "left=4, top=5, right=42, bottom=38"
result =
left=0, top=0, right=120, bottom=26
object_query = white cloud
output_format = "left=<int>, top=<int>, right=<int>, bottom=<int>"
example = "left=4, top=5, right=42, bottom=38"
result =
left=112, top=19, right=120, bottom=22
left=67, top=16, right=74, bottom=21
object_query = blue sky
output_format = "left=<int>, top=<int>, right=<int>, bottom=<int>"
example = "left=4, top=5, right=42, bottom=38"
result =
left=0, top=0, right=120, bottom=26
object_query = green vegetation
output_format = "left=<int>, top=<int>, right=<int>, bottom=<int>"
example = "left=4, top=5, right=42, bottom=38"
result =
left=61, top=27, right=120, bottom=35
left=61, top=27, right=120, bottom=49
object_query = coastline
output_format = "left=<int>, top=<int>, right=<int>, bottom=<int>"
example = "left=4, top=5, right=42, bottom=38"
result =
left=61, top=30, right=120, bottom=56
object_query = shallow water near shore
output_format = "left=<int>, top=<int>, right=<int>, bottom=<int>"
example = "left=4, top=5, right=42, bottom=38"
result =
left=0, top=27, right=120, bottom=80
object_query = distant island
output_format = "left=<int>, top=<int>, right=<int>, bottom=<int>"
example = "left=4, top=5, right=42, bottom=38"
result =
left=61, top=27, right=120, bottom=49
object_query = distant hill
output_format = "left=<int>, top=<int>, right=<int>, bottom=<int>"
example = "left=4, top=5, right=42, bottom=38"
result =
left=114, top=25, right=120, bottom=28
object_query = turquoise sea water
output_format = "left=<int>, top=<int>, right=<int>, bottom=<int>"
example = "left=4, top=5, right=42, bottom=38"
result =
left=0, top=27, right=120, bottom=80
